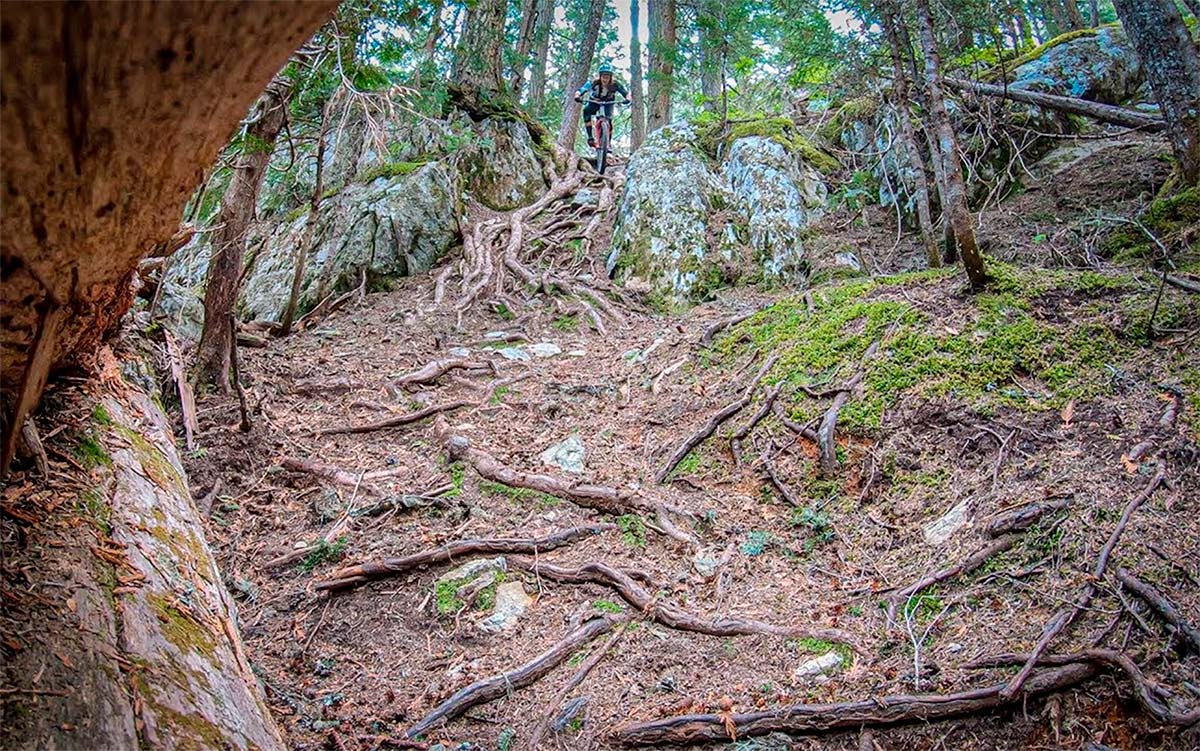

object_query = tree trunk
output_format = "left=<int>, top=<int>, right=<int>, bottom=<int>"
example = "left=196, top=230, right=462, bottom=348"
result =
left=1063, top=0, right=1088, bottom=29
left=509, top=0, right=541, bottom=95
left=556, top=0, right=607, bottom=151
left=1088, top=0, right=1101, bottom=25
left=698, top=1, right=722, bottom=113
left=280, top=95, right=333, bottom=336
left=0, top=1, right=334, bottom=472
left=647, top=0, right=678, bottom=130
left=195, top=75, right=293, bottom=388
left=1111, top=0, right=1200, bottom=185
left=527, top=0, right=556, bottom=111
left=451, top=0, right=507, bottom=99
left=630, top=0, right=648, bottom=150
left=914, top=0, right=989, bottom=289
left=424, top=0, right=444, bottom=63
left=880, top=1, right=941, bottom=268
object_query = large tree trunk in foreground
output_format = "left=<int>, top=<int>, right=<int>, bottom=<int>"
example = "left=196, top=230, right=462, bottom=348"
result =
left=526, top=0, right=556, bottom=112
left=451, top=0, right=508, bottom=100
left=0, top=1, right=335, bottom=473
left=630, top=0, right=648, bottom=150
left=557, top=0, right=607, bottom=151
left=914, top=0, right=989, bottom=289
left=195, top=74, right=293, bottom=388
left=1, top=347, right=285, bottom=750
left=647, top=0, right=678, bottom=130
left=880, top=1, right=941, bottom=269
left=1111, top=0, right=1200, bottom=185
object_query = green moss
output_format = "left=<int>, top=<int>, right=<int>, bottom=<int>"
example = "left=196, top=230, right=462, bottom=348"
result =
left=692, top=113, right=840, bottom=174
left=479, top=480, right=560, bottom=508
left=113, top=424, right=188, bottom=497
left=92, top=404, right=113, bottom=426
left=74, top=432, right=111, bottom=469
left=148, top=592, right=219, bottom=657
left=297, top=536, right=348, bottom=573
left=593, top=599, right=624, bottom=614
left=617, top=514, right=647, bottom=549
left=552, top=314, right=579, bottom=332
left=818, top=96, right=879, bottom=143
left=987, top=27, right=1110, bottom=80
left=475, top=572, right=505, bottom=611
left=140, top=694, right=229, bottom=751
left=357, top=160, right=430, bottom=184
left=435, top=578, right=465, bottom=615
left=787, top=636, right=854, bottom=666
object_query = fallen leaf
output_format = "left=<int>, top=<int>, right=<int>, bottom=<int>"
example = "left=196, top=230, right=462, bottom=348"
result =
left=1121, top=455, right=1138, bottom=475
left=1061, top=399, right=1074, bottom=428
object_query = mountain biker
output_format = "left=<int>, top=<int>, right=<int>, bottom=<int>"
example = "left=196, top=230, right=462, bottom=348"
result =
left=573, top=62, right=631, bottom=148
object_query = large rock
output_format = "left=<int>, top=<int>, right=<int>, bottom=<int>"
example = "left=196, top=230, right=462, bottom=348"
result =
left=722, top=136, right=827, bottom=283
left=1008, top=26, right=1143, bottom=105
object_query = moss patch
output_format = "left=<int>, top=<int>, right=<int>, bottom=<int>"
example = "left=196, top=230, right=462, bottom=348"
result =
left=986, top=26, right=1112, bottom=81
left=357, top=159, right=430, bottom=184
left=692, top=112, right=840, bottom=174
left=148, top=592, right=219, bottom=657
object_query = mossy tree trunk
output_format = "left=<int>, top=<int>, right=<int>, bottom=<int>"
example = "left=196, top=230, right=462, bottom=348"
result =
left=509, top=0, right=542, bottom=95
left=647, top=0, right=678, bottom=131
left=880, top=0, right=941, bottom=269
left=556, top=0, right=607, bottom=151
left=0, top=1, right=335, bottom=473
left=195, top=74, right=294, bottom=389
left=630, top=0, right=648, bottom=150
left=1111, top=0, right=1200, bottom=186
left=451, top=0, right=508, bottom=103
left=914, top=0, right=988, bottom=289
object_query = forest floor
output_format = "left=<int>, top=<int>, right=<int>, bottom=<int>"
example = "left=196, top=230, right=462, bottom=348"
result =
left=48, top=131, right=1199, bottom=750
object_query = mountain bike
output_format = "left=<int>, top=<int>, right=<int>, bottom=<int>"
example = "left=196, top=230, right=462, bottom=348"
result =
left=581, top=97, right=629, bottom=175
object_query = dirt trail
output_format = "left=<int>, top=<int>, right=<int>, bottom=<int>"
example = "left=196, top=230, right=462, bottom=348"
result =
left=183, top=137, right=1199, bottom=750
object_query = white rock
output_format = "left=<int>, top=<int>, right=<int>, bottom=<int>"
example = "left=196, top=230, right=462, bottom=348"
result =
left=448, top=346, right=471, bottom=358
left=540, top=436, right=586, bottom=474
left=439, top=557, right=506, bottom=585
left=495, top=346, right=530, bottom=361
left=478, top=582, right=533, bottom=633
left=794, top=651, right=843, bottom=680
left=527, top=342, right=562, bottom=358
left=923, top=500, right=971, bottom=546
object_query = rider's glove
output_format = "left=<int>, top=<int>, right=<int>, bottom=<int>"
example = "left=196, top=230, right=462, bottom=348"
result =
left=574, top=94, right=582, bottom=103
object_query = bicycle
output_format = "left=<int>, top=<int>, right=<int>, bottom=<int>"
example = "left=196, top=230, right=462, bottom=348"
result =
left=579, top=97, right=629, bottom=175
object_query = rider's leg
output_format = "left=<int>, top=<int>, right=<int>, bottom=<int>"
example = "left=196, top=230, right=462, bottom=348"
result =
left=581, top=102, right=599, bottom=147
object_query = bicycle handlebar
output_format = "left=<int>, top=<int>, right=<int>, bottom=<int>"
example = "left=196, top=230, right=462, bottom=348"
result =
left=578, top=97, right=631, bottom=106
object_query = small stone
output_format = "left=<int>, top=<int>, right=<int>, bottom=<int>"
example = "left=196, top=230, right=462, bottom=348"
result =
left=439, top=557, right=506, bottom=585
left=448, top=346, right=471, bottom=357
left=495, top=346, right=530, bottom=361
left=566, top=349, right=587, bottom=357
left=484, top=331, right=509, bottom=339
left=946, top=642, right=963, bottom=654
left=923, top=500, right=971, bottom=545
left=478, top=581, right=532, bottom=633
left=834, top=251, right=862, bottom=271
left=540, top=435, right=586, bottom=473
left=527, top=341, right=562, bottom=358
left=692, top=549, right=719, bottom=578
left=293, top=540, right=309, bottom=550
left=794, top=651, right=843, bottom=680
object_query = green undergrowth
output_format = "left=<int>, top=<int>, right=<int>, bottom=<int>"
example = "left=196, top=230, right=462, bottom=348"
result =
left=1103, top=185, right=1200, bottom=267
left=479, top=480, right=560, bottom=509
left=711, top=262, right=1195, bottom=435
left=692, top=111, right=839, bottom=174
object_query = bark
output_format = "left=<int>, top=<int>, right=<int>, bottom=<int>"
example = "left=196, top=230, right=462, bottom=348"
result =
left=451, top=0, right=508, bottom=97
left=698, top=1, right=722, bottom=114
left=280, top=93, right=334, bottom=335
left=509, top=0, right=542, bottom=95
left=0, top=1, right=335, bottom=473
left=1111, top=0, right=1200, bottom=185
left=195, top=74, right=294, bottom=388
left=1063, top=0, right=1088, bottom=29
left=914, top=0, right=989, bottom=289
left=556, top=0, right=607, bottom=151
left=647, top=0, right=678, bottom=130
left=880, top=2, right=941, bottom=268
left=630, top=0, right=648, bottom=149
left=423, top=0, right=444, bottom=63
left=526, top=0, right=556, bottom=112
left=943, top=77, right=1168, bottom=132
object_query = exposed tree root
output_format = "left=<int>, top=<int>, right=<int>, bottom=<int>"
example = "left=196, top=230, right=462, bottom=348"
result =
left=527, top=621, right=630, bottom=749
left=390, top=358, right=492, bottom=393
left=405, top=615, right=624, bottom=739
left=316, top=400, right=472, bottom=436
left=983, top=495, right=1073, bottom=538
left=886, top=534, right=1021, bottom=622
left=700, top=306, right=766, bottom=347
left=509, top=559, right=860, bottom=649
left=657, top=355, right=780, bottom=483
left=314, top=524, right=612, bottom=592
left=611, top=663, right=1097, bottom=745
left=731, top=383, right=782, bottom=465
left=1001, top=463, right=1166, bottom=698
left=1115, top=568, right=1200, bottom=654
left=817, top=339, right=881, bottom=477
left=969, top=650, right=1200, bottom=726
left=280, top=457, right=386, bottom=497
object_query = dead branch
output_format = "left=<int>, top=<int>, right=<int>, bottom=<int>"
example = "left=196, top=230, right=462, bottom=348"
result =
left=1164, top=274, right=1200, bottom=294
left=657, top=355, right=780, bottom=483
left=1001, top=463, right=1166, bottom=698
left=510, top=559, right=859, bottom=649
left=944, top=77, right=1166, bottom=132
left=314, top=524, right=612, bottom=592
left=280, top=457, right=386, bottom=497
left=405, top=616, right=622, bottom=739
left=18, top=419, right=48, bottom=477
left=731, top=383, right=783, bottom=465
left=969, top=650, right=1200, bottom=726
left=228, top=313, right=253, bottom=433
left=1115, top=568, right=1200, bottom=654
left=886, top=535, right=1021, bottom=623
left=528, top=621, right=629, bottom=749
left=612, top=663, right=1096, bottom=745
left=317, top=400, right=471, bottom=436
left=818, top=340, right=881, bottom=477
left=391, top=358, right=490, bottom=392
left=984, top=496, right=1072, bottom=538
left=699, top=306, right=765, bottom=346
left=772, top=402, right=819, bottom=441
left=291, top=376, right=363, bottom=395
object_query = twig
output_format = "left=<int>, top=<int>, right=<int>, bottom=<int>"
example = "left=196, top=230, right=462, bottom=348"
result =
left=316, top=400, right=471, bottom=436
left=817, top=340, right=882, bottom=477
left=730, top=383, right=783, bottom=465
left=886, top=535, right=1021, bottom=623
left=657, top=355, right=779, bottom=482
left=1001, top=464, right=1166, bottom=698
left=314, top=525, right=612, bottom=592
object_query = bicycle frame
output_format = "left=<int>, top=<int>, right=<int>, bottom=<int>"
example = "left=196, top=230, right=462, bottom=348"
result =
left=580, top=97, right=627, bottom=174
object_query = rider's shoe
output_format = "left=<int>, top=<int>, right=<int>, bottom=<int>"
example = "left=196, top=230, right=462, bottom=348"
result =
left=586, top=135, right=597, bottom=148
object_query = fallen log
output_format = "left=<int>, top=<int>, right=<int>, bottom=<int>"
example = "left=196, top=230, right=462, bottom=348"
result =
left=1001, top=464, right=1165, bottom=698
left=657, top=355, right=779, bottom=482
left=406, top=615, right=622, bottom=738
left=510, top=559, right=859, bottom=649
left=943, top=77, right=1166, bottom=133
left=984, top=495, right=1072, bottom=538
left=1115, top=568, right=1200, bottom=654
left=612, top=663, right=1096, bottom=745
left=314, top=524, right=612, bottom=592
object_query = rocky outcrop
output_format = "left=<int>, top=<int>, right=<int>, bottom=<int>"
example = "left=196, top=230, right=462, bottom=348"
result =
left=1, top=346, right=282, bottom=750
left=1006, top=26, right=1143, bottom=105
left=608, top=122, right=829, bottom=306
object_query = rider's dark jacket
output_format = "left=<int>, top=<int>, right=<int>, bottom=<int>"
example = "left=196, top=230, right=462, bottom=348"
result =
left=575, top=79, right=629, bottom=106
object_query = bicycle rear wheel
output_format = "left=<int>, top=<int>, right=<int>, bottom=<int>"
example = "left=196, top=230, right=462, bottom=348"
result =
left=596, top=119, right=611, bottom=174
